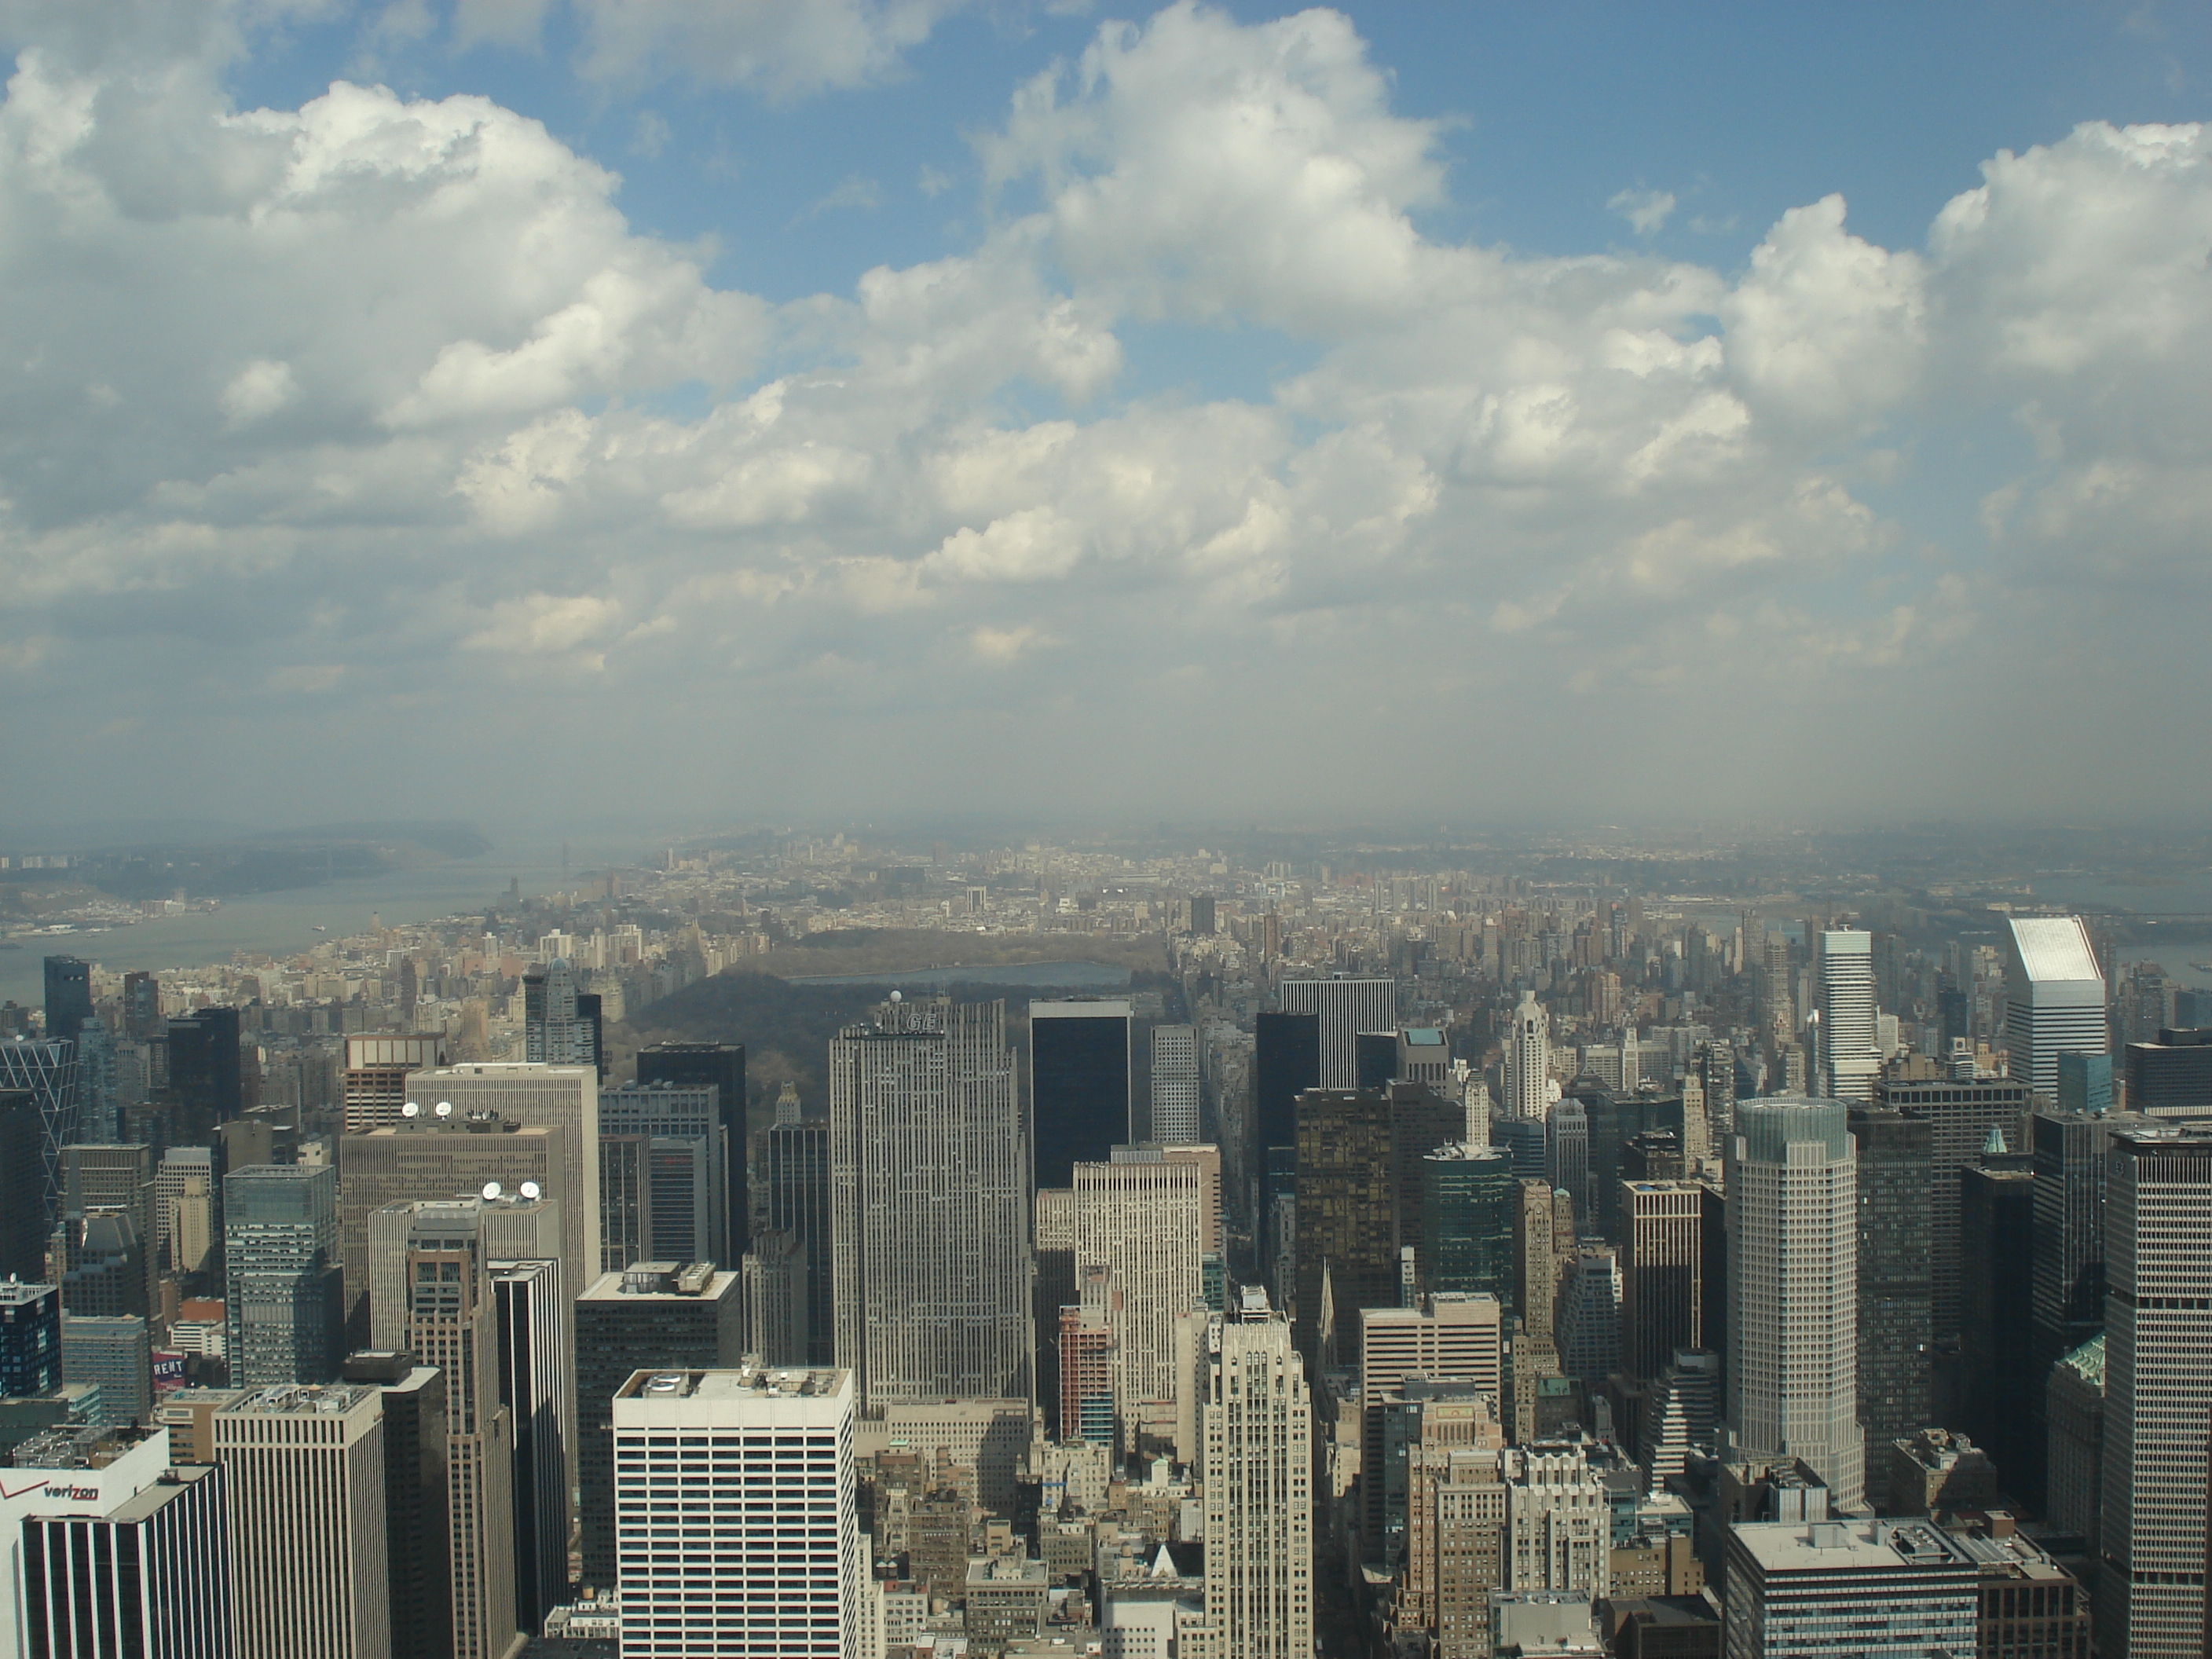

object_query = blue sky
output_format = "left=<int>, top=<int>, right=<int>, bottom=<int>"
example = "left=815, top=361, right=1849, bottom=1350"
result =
left=4, top=1, right=2212, bottom=830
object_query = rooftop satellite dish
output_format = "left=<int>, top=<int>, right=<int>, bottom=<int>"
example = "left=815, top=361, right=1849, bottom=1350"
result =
left=401, top=1102, right=420, bottom=1119
left=518, top=1181, right=541, bottom=1200
left=889, top=990, right=903, bottom=1003
left=434, top=1101, right=453, bottom=1118
left=482, top=1181, right=502, bottom=1200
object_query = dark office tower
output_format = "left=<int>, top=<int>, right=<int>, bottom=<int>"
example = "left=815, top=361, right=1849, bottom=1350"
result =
left=1621, top=1130, right=1684, bottom=1183
left=1391, top=1080, right=1466, bottom=1262
left=1696, top=1042, right=1737, bottom=1146
left=1957, top=1133, right=2035, bottom=1492
left=1420, top=1144, right=1514, bottom=1306
left=575, top=1261, right=743, bottom=1592
left=599, top=1082, right=727, bottom=1269
left=2125, top=1027, right=2212, bottom=1117
left=1029, top=999, right=1132, bottom=1190
left=42, top=954, right=92, bottom=1046
left=2097, top=1122, right=2212, bottom=1659
left=121, top=971, right=160, bottom=1041
left=166, top=1006, right=242, bottom=1136
left=225, top=1163, right=344, bottom=1386
left=53, top=1210, right=145, bottom=1320
left=764, top=1118, right=832, bottom=1364
left=1190, top=894, right=1217, bottom=936
left=1698, top=1179, right=1727, bottom=1403
left=522, top=959, right=597, bottom=1072
left=1619, top=1180, right=1703, bottom=1386
left=342, top=1350, right=456, bottom=1659
left=0, top=1279, right=62, bottom=1397
left=2057, top=1051, right=2113, bottom=1116
left=0, top=1039, right=79, bottom=1236
left=573, top=992, right=606, bottom=1082
left=1356, top=1031, right=1398, bottom=1091
left=635, top=1041, right=749, bottom=1262
left=0, top=1090, right=47, bottom=1282
left=1253, top=1011, right=1320, bottom=1276
left=1294, top=1088, right=1396, bottom=1368
left=1873, top=1075, right=2031, bottom=1345
left=491, top=1258, right=569, bottom=1635
left=1848, top=1106, right=1933, bottom=1456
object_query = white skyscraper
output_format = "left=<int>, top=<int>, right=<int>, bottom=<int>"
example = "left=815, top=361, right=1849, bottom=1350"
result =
left=2097, top=1121, right=2212, bottom=1659
left=1506, top=992, right=1551, bottom=1121
left=1277, top=976, right=1396, bottom=1091
left=830, top=997, right=1031, bottom=1408
left=1073, top=1148, right=1203, bottom=1451
left=1149, top=1024, right=1202, bottom=1144
left=613, top=1366, right=861, bottom=1659
left=1725, top=1097, right=1864, bottom=1513
left=2003, top=917, right=2107, bottom=1104
left=1817, top=930, right=1881, bottom=1103
left=1199, top=1291, right=1313, bottom=1659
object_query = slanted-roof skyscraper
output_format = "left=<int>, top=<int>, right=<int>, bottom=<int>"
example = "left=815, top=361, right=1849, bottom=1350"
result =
left=2003, top=916, right=2106, bottom=1104
left=833, top=997, right=1031, bottom=1407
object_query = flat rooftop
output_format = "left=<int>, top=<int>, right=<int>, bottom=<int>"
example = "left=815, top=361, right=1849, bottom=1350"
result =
left=1733, top=1518, right=1973, bottom=1574
left=617, top=1367, right=849, bottom=1401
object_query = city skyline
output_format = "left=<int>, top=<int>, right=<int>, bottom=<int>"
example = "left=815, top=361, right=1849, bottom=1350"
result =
left=1, top=3, right=2210, bottom=826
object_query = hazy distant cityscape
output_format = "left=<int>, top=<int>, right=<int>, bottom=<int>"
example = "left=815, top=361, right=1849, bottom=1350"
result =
left=3, top=816, right=2212, bottom=1655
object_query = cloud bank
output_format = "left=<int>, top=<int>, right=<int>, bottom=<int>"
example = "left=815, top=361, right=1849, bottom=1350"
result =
left=2, top=1, right=2209, bottom=826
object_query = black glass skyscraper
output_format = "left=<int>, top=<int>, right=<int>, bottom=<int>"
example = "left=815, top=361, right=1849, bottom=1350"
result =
left=764, top=1119, right=832, bottom=1364
left=1254, top=1011, right=1320, bottom=1280
left=636, top=1041, right=749, bottom=1260
left=42, top=955, right=92, bottom=1046
left=1028, top=1000, right=1130, bottom=1190
left=167, top=1007, right=242, bottom=1137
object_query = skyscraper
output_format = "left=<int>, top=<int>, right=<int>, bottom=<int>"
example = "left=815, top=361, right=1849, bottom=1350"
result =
left=68, top=1017, right=117, bottom=1144
left=0, top=1089, right=47, bottom=1283
left=0, top=1278, right=61, bottom=1397
left=1873, top=1073, right=2031, bottom=1345
left=2123, top=1026, right=2212, bottom=1116
left=1419, top=1144, right=1516, bottom=1306
left=1252, top=1011, right=1319, bottom=1282
left=1815, top=930, right=1880, bottom=1103
left=1848, top=1105, right=1932, bottom=1456
left=370, top=1199, right=521, bottom=1659
left=215, top=1382, right=393, bottom=1659
left=1029, top=998, right=1132, bottom=1188
left=339, top=1350, right=454, bottom=1659
left=342, top=1033, right=449, bottom=1134
left=402, top=1063, right=600, bottom=1304
left=1726, top=1097, right=1864, bottom=1512
left=611, top=1367, right=862, bottom=1659
left=1957, top=1133, right=2035, bottom=1489
left=831, top=997, right=1031, bottom=1406
left=1150, top=1023, right=1201, bottom=1144
left=1722, top=1519, right=1978, bottom=1658
left=42, top=953, right=93, bottom=1046
left=225, top=1162, right=343, bottom=1386
left=60, top=1313, right=152, bottom=1426
left=1506, top=992, right=1551, bottom=1121
left=2002, top=916, right=2106, bottom=1104
left=62, top=1141, right=156, bottom=1313
left=522, top=958, right=596, bottom=1072
left=1072, top=1148, right=1203, bottom=1452
left=165, top=1007, right=242, bottom=1136
left=18, top=1459, right=231, bottom=1658
left=764, top=1116, right=832, bottom=1365
left=1618, top=1180, right=1702, bottom=1386
left=1199, top=1291, right=1313, bottom=1659
left=1293, top=1087, right=1396, bottom=1367
left=2097, top=1120, right=2212, bottom=1659
left=635, top=1041, right=748, bottom=1262
left=575, top=1262, right=744, bottom=1591
left=1, top=1038, right=79, bottom=1235
left=492, top=1257, right=569, bottom=1638
left=599, top=1081, right=727, bottom=1269
left=338, top=1112, right=564, bottom=1345
left=1279, top=976, right=1397, bottom=1091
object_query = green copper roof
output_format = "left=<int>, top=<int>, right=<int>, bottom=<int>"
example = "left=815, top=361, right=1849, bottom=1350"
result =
left=2058, top=1332, right=2104, bottom=1389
